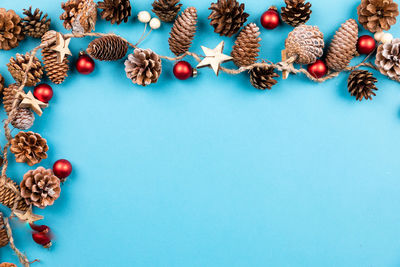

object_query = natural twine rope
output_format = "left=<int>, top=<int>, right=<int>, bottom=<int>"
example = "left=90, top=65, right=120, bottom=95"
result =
left=4, top=217, right=30, bottom=267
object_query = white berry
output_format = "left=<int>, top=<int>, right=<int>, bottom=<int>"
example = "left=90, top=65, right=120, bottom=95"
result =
left=374, top=31, right=384, bottom=42
left=149, top=18, right=161, bottom=30
left=381, top=33, right=393, bottom=44
left=138, top=11, right=151, bottom=23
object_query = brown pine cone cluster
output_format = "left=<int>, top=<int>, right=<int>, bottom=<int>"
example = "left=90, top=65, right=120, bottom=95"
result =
left=10, top=131, right=48, bottom=166
left=208, top=0, right=249, bottom=37
left=348, top=70, right=378, bottom=101
left=375, top=39, right=400, bottom=82
left=124, top=49, right=162, bottom=86
left=0, top=213, right=8, bottom=248
left=0, top=8, right=25, bottom=50
left=0, top=177, right=29, bottom=212
left=152, top=0, right=182, bottom=22
left=98, top=0, right=131, bottom=25
left=169, top=7, right=197, bottom=56
left=7, top=53, right=43, bottom=87
left=358, top=0, right=399, bottom=33
left=231, top=23, right=261, bottom=67
left=20, top=167, right=61, bottom=209
left=21, top=7, right=51, bottom=38
left=281, top=0, right=312, bottom=27
left=250, top=65, right=279, bottom=90
left=60, top=0, right=97, bottom=33
left=87, top=35, right=128, bottom=61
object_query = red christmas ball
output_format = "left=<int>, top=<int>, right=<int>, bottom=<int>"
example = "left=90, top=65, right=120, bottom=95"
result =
left=33, top=84, right=53, bottom=103
left=30, top=223, right=50, bottom=234
left=173, top=61, right=193, bottom=80
left=357, top=35, right=376, bottom=55
left=53, top=159, right=72, bottom=182
left=260, top=8, right=280, bottom=30
left=76, top=52, right=95, bottom=75
left=32, top=232, right=52, bottom=248
left=307, top=60, right=327, bottom=79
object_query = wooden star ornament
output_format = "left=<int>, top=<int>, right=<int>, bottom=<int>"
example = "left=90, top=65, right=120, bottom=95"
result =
left=17, top=91, right=48, bottom=116
left=14, top=209, right=43, bottom=223
left=51, top=33, right=72, bottom=63
left=197, top=41, right=233, bottom=76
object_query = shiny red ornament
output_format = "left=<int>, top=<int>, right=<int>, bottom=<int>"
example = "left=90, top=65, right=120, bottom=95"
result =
left=30, top=223, right=50, bottom=234
left=53, top=159, right=72, bottom=182
left=33, top=84, right=53, bottom=103
left=307, top=60, right=327, bottom=79
left=32, top=232, right=52, bottom=248
left=260, top=7, right=280, bottom=30
left=357, top=35, right=376, bottom=55
left=173, top=61, right=193, bottom=80
left=76, top=52, right=95, bottom=74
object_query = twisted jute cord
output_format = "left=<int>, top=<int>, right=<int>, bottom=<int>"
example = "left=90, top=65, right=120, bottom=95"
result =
left=5, top=217, right=30, bottom=267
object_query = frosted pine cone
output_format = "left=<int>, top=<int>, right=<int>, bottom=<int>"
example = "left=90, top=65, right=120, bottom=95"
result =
left=7, top=53, right=43, bottom=87
left=375, top=38, right=400, bottom=82
left=124, top=49, right=162, bottom=86
left=98, top=0, right=132, bottom=25
left=86, top=35, right=128, bottom=61
left=348, top=70, right=378, bottom=101
left=231, top=23, right=261, bottom=67
left=10, top=131, right=48, bottom=166
left=358, top=0, right=399, bottom=33
left=168, top=7, right=197, bottom=56
left=12, top=108, right=35, bottom=130
left=21, top=7, right=51, bottom=38
left=152, top=0, right=182, bottom=22
left=0, top=8, right=24, bottom=50
left=281, top=0, right=312, bottom=27
left=250, top=65, right=279, bottom=90
left=60, top=0, right=97, bottom=33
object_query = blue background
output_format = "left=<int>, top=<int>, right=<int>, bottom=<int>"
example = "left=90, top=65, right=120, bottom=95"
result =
left=1, top=0, right=400, bottom=266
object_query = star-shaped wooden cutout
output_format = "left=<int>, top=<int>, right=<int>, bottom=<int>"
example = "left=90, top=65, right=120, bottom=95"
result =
left=51, top=32, right=72, bottom=63
left=17, top=91, right=48, bottom=116
left=14, top=209, right=43, bottom=223
left=197, top=41, right=233, bottom=76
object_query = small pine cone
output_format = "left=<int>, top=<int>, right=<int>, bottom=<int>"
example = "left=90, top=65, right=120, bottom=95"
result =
left=285, top=25, right=324, bottom=65
left=375, top=39, right=400, bottom=82
left=12, top=108, right=35, bottom=130
left=20, top=167, right=61, bottom=209
left=168, top=7, right=198, bottom=56
left=0, top=264, right=17, bottom=267
left=231, top=23, right=261, bottom=67
left=3, top=83, right=19, bottom=114
left=41, top=31, right=69, bottom=84
left=21, top=7, right=51, bottom=38
left=325, top=19, right=358, bottom=71
left=281, top=0, right=312, bottom=27
left=0, top=178, right=29, bottom=212
left=348, top=70, right=378, bottom=101
left=358, top=0, right=399, bottom=33
left=98, top=0, right=131, bottom=25
left=7, top=53, right=43, bottom=87
left=86, top=35, right=128, bottom=61
left=0, top=213, right=8, bottom=248
left=60, top=0, right=97, bottom=33
left=250, top=65, right=279, bottom=90
left=152, top=0, right=182, bottom=22
left=0, top=73, right=4, bottom=94
left=0, top=8, right=25, bottom=50
left=10, top=131, right=48, bottom=166
left=124, top=49, right=162, bottom=86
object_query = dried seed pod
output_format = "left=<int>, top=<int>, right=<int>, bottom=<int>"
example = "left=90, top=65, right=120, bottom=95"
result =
left=86, top=35, right=128, bottom=61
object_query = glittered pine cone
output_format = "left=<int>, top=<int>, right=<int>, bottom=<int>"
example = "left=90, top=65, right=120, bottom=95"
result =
left=10, top=131, right=48, bottom=166
left=60, top=0, right=97, bottom=33
left=168, top=7, right=197, bottom=56
left=0, top=8, right=25, bottom=50
left=357, top=0, right=399, bottom=33
left=98, top=0, right=131, bottom=25
left=7, top=53, right=43, bottom=87
left=208, top=0, right=249, bottom=37
left=86, top=35, right=128, bottom=61
left=285, top=24, right=324, bottom=65
left=21, top=7, right=51, bottom=38
left=375, top=38, right=400, bottom=82
left=250, top=65, right=279, bottom=90
left=0, top=213, right=8, bottom=248
left=325, top=19, right=358, bottom=71
left=152, top=0, right=182, bottom=22
left=20, top=167, right=61, bottom=209
left=124, top=48, right=162, bottom=86
left=231, top=23, right=261, bottom=67
left=348, top=70, right=378, bottom=101
left=281, top=0, right=312, bottom=27
left=0, top=264, right=17, bottom=267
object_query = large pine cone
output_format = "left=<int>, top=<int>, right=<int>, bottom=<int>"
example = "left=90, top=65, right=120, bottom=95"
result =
left=375, top=38, right=400, bottom=82
left=168, top=7, right=197, bottom=56
left=21, top=7, right=51, bottom=38
left=348, top=70, right=378, bottom=101
left=231, top=23, right=261, bottom=67
left=7, top=53, right=43, bottom=87
left=358, top=0, right=399, bottom=33
left=86, top=35, right=128, bottom=61
left=98, top=0, right=131, bottom=25
left=0, top=177, right=30, bottom=212
left=124, top=49, right=162, bottom=86
left=152, top=0, right=182, bottom=22
left=250, top=65, right=279, bottom=90
left=60, top=0, right=97, bottom=33
left=325, top=19, right=358, bottom=71
left=10, top=131, right=48, bottom=166
left=285, top=25, right=324, bottom=65
left=281, top=0, right=312, bottom=27
left=20, top=167, right=61, bottom=209
left=0, top=213, right=8, bottom=248
left=208, top=0, right=249, bottom=37
left=0, top=8, right=24, bottom=50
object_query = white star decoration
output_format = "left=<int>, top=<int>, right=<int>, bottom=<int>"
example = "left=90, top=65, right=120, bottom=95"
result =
left=51, top=33, right=72, bottom=63
left=197, top=41, right=233, bottom=76
left=17, top=91, right=49, bottom=116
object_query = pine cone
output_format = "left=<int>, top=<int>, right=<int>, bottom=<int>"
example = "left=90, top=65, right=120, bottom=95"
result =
left=0, top=177, right=29, bottom=212
left=12, top=108, right=35, bottom=130
left=168, top=7, right=197, bottom=56
left=358, top=0, right=399, bottom=33
left=152, top=0, right=182, bottom=22
left=250, top=65, right=279, bottom=90
left=0, top=73, right=4, bottom=94
left=0, top=213, right=8, bottom=248
left=281, top=0, right=312, bottom=27
left=348, top=70, right=378, bottom=101
left=0, top=264, right=17, bottom=267
left=325, top=19, right=358, bottom=71
left=10, top=131, right=48, bottom=166
left=21, top=7, right=51, bottom=38
left=20, top=167, right=61, bottom=209
left=375, top=38, right=400, bottom=82
left=208, top=0, right=249, bottom=37
left=124, top=49, right=162, bottom=86
left=0, top=8, right=24, bottom=50
left=231, top=23, right=261, bottom=67
left=86, top=35, right=128, bottom=61
left=7, top=53, right=43, bottom=87
left=98, top=0, right=131, bottom=25
left=60, top=0, right=97, bottom=33
left=3, top=83, right=19, bottom=114
left=285, top=25, right=324, bottom=65
left=41, top=31, right=69, bottom=84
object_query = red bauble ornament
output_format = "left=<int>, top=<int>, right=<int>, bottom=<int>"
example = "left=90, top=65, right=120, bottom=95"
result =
left=76, top=52, right=95, bottom=75
left=260, top=7, right=280, bottom=30
left=30, top=223, right=50, bottom=234
left=33, top=84, right=53, bottom=103
left=53, top=159, right=72, bottom=182
left=307, top=60, right=327, bottom=79
left=173, top=61, right=193, bottom=80
left=357, top=35, right=376, bottom=55
left=32, top=232, right=52, bottom=248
